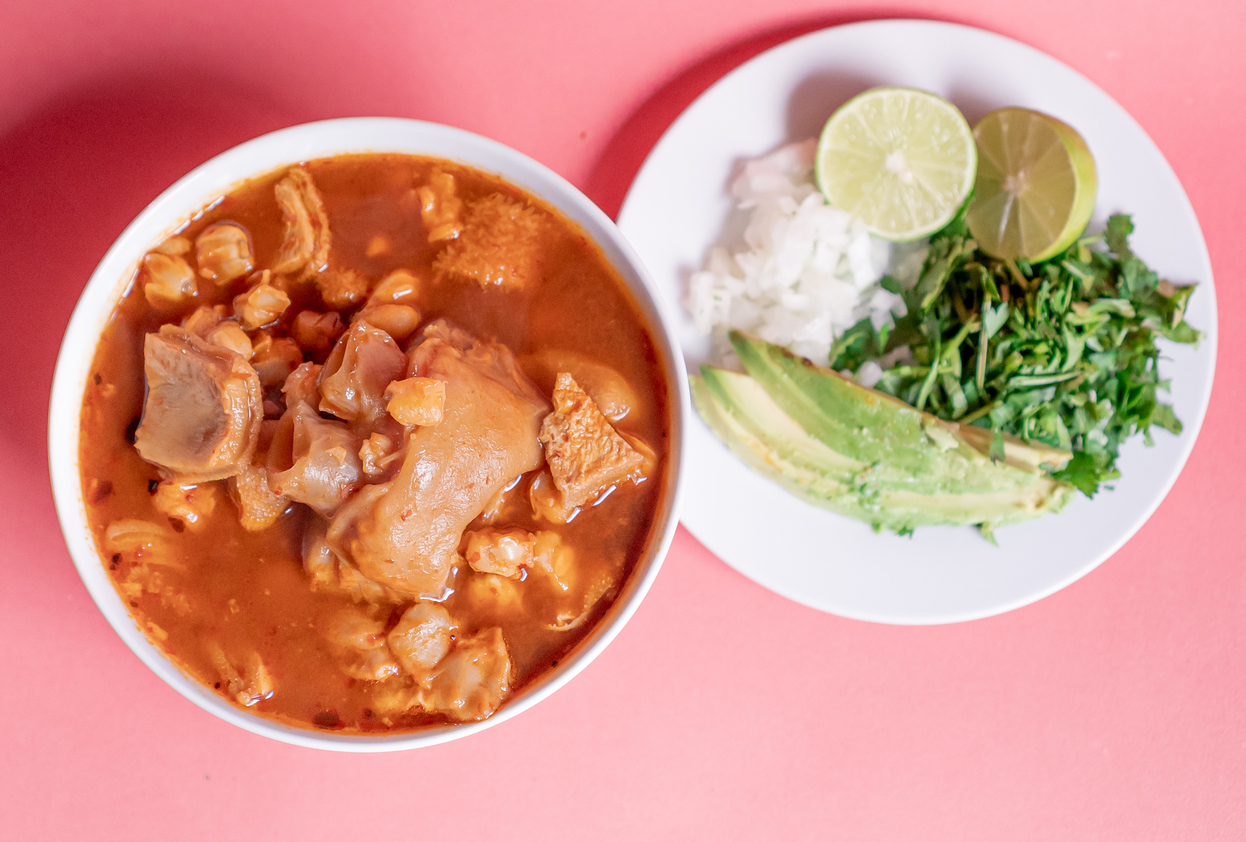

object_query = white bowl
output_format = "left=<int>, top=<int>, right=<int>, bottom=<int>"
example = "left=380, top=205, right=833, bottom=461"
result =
left=48, top=118, right=688, bottom=751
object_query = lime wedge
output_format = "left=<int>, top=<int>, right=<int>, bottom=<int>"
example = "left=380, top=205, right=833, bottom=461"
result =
left=966, top=107, right=1097, bottom=261
left=815, top=87, right=976, bottom=241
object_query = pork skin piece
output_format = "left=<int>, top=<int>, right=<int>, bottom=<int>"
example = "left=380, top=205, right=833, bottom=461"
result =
left=423, top=627, right=512, bottom=722
left=318, top=320, right=407, bottom=427
left=539, top=372, right=644, bottom=510
left=134, top=325, right=263, bottom=481
left=327, top=320, right=548, bottom=599
left=267, top=401, right=362, bottom=516
left=272, top=166, right=331, bottom=278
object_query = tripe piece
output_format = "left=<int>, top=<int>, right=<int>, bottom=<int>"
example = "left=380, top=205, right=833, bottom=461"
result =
left=433, top=193, right=544, bottom=290
left=539, top=372, right=644, bottom=511
left=272, top=166, right=331, bottom=278
left=135, top=325, right=263, bottom=481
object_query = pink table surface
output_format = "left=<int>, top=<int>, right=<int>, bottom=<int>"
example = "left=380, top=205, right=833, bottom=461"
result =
left=2, top=0, right=1242, bottom=838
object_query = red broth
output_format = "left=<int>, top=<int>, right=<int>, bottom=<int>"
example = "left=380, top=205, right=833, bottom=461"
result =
left=79, top=154, right=668, bottom=733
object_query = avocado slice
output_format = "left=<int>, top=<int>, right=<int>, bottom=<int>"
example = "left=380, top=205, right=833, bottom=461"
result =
left=691, top=333, right=1075, bottom=533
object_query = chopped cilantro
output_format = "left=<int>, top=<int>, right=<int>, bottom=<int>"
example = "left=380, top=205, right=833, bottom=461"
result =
left=829, top=214, right=1201, bottom=497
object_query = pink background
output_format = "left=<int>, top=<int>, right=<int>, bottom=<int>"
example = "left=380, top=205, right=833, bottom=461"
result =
left=2, top=0, right=1243, bottom=838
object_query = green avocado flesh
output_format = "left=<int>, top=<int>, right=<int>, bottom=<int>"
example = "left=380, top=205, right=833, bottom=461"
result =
left=691, top=333, right=1075, bottom=533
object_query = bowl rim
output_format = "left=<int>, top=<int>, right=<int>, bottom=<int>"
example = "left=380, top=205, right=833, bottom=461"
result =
left=47, top=117, right=689, bottom=752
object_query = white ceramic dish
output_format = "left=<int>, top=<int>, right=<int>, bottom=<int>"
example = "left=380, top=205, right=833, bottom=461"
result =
left=48, top=117, right=688, bottom=750
left=618, top=20, right=1216, bottom=625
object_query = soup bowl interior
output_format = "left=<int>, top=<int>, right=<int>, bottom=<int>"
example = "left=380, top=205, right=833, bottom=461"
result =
left=48, top=117, right=687, bottom=751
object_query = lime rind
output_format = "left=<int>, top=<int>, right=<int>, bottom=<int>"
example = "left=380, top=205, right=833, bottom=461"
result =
left=966, top=107, right=1098, bottom=261
left=815, top=87, right=977, bottom=242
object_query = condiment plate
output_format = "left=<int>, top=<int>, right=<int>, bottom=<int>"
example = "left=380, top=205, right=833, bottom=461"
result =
left=617, top=19, right=1217, bottom=624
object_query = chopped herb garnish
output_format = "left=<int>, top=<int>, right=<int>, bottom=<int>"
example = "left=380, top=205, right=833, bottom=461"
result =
left=830, top=214, right=1201, bottom=497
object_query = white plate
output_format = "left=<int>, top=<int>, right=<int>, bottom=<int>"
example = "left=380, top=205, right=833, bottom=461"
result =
left=617, top=19, right=1217, bottom=624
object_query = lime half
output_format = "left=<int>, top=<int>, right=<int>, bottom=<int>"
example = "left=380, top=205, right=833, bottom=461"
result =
left=966, top=107, right=1097, bottom=261
left=815, top=87, right=977, bottom=241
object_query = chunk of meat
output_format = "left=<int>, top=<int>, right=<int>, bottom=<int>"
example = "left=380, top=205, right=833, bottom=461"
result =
left=181, top=304, right=229, bottom=339
left=250, top=333, right=303, bottom=389
left=477, top=474, right=523, bottom=524
left=528, top=468, right=573, bottom=524
left=620, top=430, right=659, bottom=476
left=386, top=602, right=456, bottom=681
left=152, top=481, right=217, bottom=531
left=538, top=372, right=644, bottom=511
left=141, top=252, right=197, bottom=309
left=207, top=644, right=274, bottom=706
left=302, top=518, right=393, bottom=604
left=134, top=325, right=263, bottom=481
left=103, top=518, right=181, bottom=568
left=463, top=572, right=523, bottom=616
left=326, top=320, right=548, bottom=600
left=234, top=272, right=291, bottom=330
left=195, top=222, right=254, bottom=284
left=318, top=606, right=400, bottom=682
left=546, top=566, right=620, bottom=632
left=303, top=517, right=340, bottom=590
left=316, top=268, right=368, bottom=309
left=272, top=166, right=331, bottom=278
left=384, top=376, right=444, bottom=426
left=433, top=193, right=545, bottom=290
left=318, top=321, right=407, bottom=426
left=281, top=361, right=322, bottom=408
left=229, top=462, right=289, bottom=531
left=267, top=402, right=362, bottom=515
left=530, top=530, right=574, bottom=593
left=465, top=527, right=536, bottom=579
left=423, top=627, right=511, bottom=722
left=106, top=519, right=190, bottom=615
left=417, top=169, right=462, bottom=242
left=358, top=432, right=400, bottom=480
left=153, top=235, right=191, bottom=256
left=291, top=310, right=345, bottom=357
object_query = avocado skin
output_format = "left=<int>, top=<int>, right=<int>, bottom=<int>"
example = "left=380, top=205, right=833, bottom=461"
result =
left=691, top=333, right=1074, bottom=533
